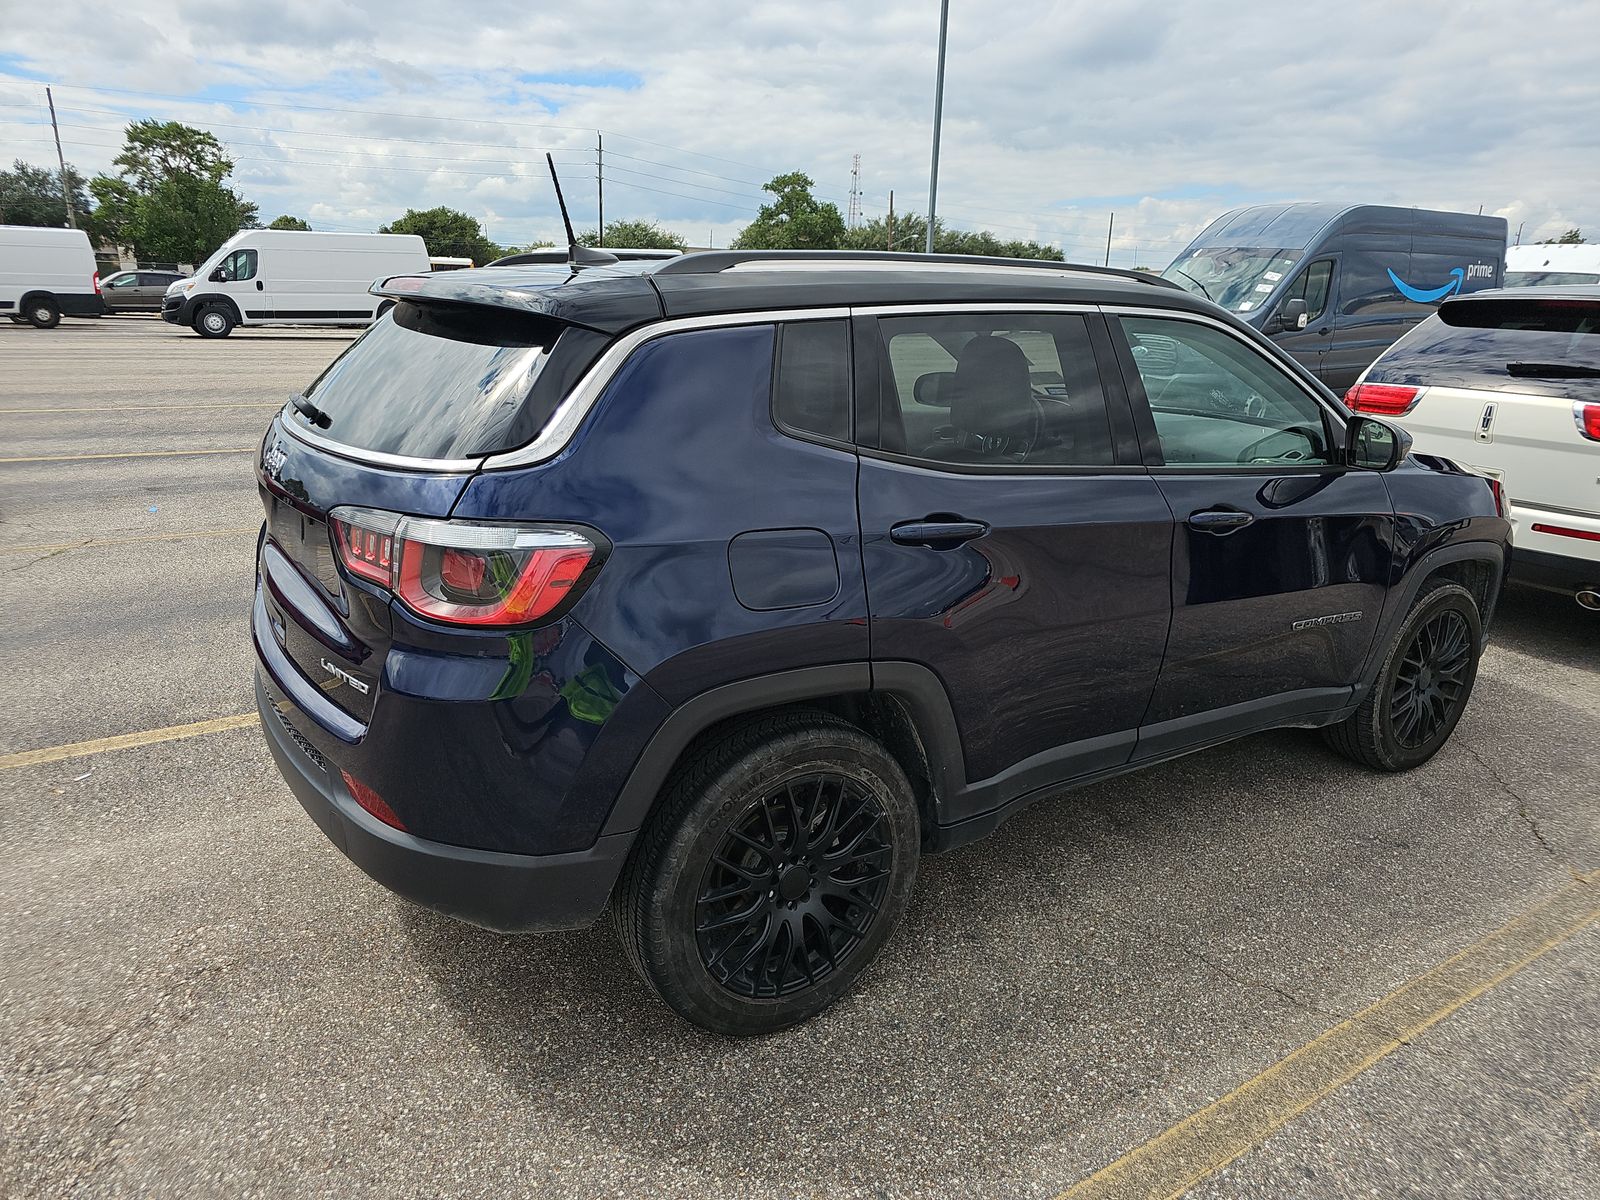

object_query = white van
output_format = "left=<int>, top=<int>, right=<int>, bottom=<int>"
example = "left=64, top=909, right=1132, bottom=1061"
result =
left=162, top=230, right=429, bottom=337
left=1505, top=243, right=1600, bottom=288
left=1, top=225, right=105, bottom=328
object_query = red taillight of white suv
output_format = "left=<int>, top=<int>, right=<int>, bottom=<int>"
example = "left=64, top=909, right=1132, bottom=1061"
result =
left=1344, top=383, right=1423, bottom=416
left=329, top=507, right=602, bottom=627
left=1576, top=402, right=1600, bottom=443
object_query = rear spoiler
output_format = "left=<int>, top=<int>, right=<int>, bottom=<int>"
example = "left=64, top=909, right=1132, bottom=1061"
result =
left=370, top=270, right=660, bottom=334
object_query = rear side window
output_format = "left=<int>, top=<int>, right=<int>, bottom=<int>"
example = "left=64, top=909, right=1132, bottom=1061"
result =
left=773, top=320, right=850, bottom=443
left=1368, top=297, right=1600, bottom=395
left=293, top=302, right=565, bottom=459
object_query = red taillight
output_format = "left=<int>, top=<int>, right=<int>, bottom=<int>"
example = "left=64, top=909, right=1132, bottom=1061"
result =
left=329, top=507, right=599, bottom=627
left=341, top=769, right=406, bottom=830
left=1531, top=522, right=1600, bottom=544
left=1485, top=477, right=1507, bottom=519
left=1345, top=383, right=1422, bottom=416
left=331, top=517, right=394, bottom=585
left=1577, top=403, right=1600, bottom=442
left=93, top=271, right=101, bottom=295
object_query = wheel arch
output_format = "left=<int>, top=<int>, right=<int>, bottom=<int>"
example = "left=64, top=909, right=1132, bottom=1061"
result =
left=600, top=663, right=966, bottom=849
left=19, top=289, right=59, bottom=309
left=1361, top=540, right=1507, bottom=690
left=192, top=294, right=243, bottom=325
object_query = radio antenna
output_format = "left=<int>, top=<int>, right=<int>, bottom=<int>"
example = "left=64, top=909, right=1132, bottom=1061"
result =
left=547, top=153, right=618, bottom=270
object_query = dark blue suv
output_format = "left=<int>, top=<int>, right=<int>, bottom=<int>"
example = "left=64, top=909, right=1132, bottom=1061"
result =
left=254, top=250, right=1511, bottom=1035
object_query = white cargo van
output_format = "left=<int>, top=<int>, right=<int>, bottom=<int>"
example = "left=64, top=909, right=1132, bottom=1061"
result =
left=1, top=225, right=105, bottom=328
left=1505, top=244, right=1600, bottom=288
left=161, top=230, right=429, bottom=337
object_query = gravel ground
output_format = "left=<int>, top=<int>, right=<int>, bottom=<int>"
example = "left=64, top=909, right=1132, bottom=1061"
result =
left=2, top=316, right=1596, bottom=1198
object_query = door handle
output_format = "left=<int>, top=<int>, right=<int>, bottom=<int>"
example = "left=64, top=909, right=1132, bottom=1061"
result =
left=1315, top=326, right=1330, bottom=336
left=890, top=519, right=989, bottom=549
left=1186, top=509, right=1255, bottom=535
left=256, top=280, right=264, bottom=290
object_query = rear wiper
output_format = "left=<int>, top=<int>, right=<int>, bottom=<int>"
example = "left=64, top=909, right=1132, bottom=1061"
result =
left=1505, top=362, right=1600, bottom=379
left=289, top=392, right=332, bottom=428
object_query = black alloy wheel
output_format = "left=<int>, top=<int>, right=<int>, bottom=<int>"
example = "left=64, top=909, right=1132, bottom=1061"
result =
left=1388, top=607, right=1472, bottom=748
left=695, top=773, right=892, bottom=1000
left=1323, top=580, right=1482, bottom=772
left=613, top=710, right=920, bottom=1036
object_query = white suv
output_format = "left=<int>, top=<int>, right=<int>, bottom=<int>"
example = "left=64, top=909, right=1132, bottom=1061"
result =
left=1348, top=287, right=1600, bottom=609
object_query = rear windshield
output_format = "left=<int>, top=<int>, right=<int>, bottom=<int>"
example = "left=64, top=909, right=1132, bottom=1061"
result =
left=1367, top=296, right=1600, bottom=396
left=1505, top=270, right=1600, bottom=287
left=292, top=302, right=567, bottom=459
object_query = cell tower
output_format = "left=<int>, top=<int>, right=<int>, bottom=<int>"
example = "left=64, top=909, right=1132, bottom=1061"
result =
left=847, top=154, right=862, bottom=229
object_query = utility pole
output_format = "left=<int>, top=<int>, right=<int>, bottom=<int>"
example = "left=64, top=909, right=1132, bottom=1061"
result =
left=1105, top=211, right=1115, bottom=266
left=925, top=0, right=949, bottom=254
left=887, top=190, right=895, bottom=251
left=1514, top=221, right=1524, bottom=246
left=596, top=132, right=604, bottom=246
left=46, top=87, right=77, bottom=229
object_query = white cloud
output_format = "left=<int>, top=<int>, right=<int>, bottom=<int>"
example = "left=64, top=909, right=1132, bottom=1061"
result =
left=2, top=0, right=1596, bottom=258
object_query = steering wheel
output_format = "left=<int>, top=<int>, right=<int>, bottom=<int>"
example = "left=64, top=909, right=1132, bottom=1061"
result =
left=1206, top=387, right=1268, bottom=420
left=1237, top=424, right=1324, bottom=465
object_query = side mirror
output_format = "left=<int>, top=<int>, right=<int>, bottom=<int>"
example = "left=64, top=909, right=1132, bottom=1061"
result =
left=1278, top=297, right=1309, bottom=332
left=208, top=266, right=226, bottom=282
left=1346, top=415, right=1412, bottom=471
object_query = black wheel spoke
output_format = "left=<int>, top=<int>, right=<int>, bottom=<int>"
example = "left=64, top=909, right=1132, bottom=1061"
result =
left=694, top=770, right=894, bottom=1000
left=1387, top=604, right=1476, bottom=749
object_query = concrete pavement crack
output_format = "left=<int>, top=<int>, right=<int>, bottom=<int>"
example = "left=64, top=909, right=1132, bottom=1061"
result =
left=1461, top=743, right=1561, bottom=861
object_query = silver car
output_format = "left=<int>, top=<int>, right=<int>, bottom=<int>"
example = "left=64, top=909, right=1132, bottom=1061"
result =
left=101, top=270, right=185, bottom=312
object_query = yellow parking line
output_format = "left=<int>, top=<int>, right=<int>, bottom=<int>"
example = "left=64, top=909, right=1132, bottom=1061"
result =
left=0, top=527, right=258, bottom=556
left=0, top=447, right=254, bottom=464
left=0, top=403, right=279, bottom=414
left=1057, top=870, right=1600, bottom=1200
left=0, top=713, right=260, bottom=770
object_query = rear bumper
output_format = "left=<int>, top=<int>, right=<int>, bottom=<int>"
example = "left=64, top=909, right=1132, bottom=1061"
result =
left=1509, top=546, right=1600, bottom=595
left=256, top=674, right=632, bottom=933
left=59, top=293, right=106, bottom=317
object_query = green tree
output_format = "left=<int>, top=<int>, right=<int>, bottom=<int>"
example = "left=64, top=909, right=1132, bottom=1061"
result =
left=0, top=159, right=92, bottom=227
left=89, top=121, right=257, bottom=262
left=136, top=175, right=259, bottom=265
left=112, top=119, right=233, bottom=190
left=579, top=219, right=686, bottom=250
left=1538, top=228, right=1584, bottom=245
left=268, top=214, right=312, bottom=231
left=731, top=172, right=847, bottom=250
left=841, top=211, right=1063, bottom=260
left=379, top=206, right=500, bottom=263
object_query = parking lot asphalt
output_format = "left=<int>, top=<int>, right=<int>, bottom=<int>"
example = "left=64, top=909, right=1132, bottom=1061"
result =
left=2, top=316, right=1597, bottom=1199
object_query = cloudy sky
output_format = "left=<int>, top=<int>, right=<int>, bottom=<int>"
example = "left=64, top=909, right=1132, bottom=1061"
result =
left=2, top=0, right=1596, bottom=264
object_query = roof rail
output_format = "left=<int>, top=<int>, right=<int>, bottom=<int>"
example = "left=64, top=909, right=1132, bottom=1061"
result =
left=652, top=249, right=1182, bottom=289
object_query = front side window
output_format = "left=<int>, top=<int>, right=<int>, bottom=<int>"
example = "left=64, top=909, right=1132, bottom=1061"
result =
left=773, top=319, right=850, bottom=442
left=875, top=313, right=1116, bottom=467
left=219, top=249, right=257, bottom=282
left=1121, top=316, right=1333, bottom=467
left=106, top=273, right=137, bottom=288
left=1283, top=259, right=1333, bottom=321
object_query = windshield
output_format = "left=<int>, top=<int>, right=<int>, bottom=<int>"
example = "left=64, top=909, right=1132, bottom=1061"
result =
left=1162, top=247, right=1303, bottom=314
left=1505, top=270, right=1600, bottom=287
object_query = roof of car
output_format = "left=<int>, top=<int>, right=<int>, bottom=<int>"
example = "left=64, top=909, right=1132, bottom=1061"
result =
left=374, top=250, right=1208, bottom=335
left=1443, top=284, right=1600, bottom=303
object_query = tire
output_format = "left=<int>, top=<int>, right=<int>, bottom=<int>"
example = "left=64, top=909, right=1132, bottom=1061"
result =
left=8, top=315, right=26, bottom=324
left=1324, top=581, right=1482, bottom=771
left=25, top=296, right=60, bottom=329
left=374, top=300, right=395, bottom=320
left=194, top=305, right=234, bottom=338
left=613, top=710, right=920, bottom=1036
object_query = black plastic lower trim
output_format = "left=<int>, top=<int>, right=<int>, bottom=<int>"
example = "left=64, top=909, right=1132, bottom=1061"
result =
left=257, top=675, right=631, bottom=933
left=58, top=293, right=107, bottom=316
left=1509, top=545, right=1599, bottom=594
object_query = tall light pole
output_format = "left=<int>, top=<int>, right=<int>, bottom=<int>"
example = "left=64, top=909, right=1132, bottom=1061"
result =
left=924, top=0, right=949, bottom=255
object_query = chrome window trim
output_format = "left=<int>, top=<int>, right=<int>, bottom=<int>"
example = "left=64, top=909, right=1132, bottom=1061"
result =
left=1101, top=303, right=1351, bottom=431
left=852, top=301, right=1100, bottom=317
left=276, top=408, right=486, bottom=473
left=480, top=306, right=849, bottom=470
